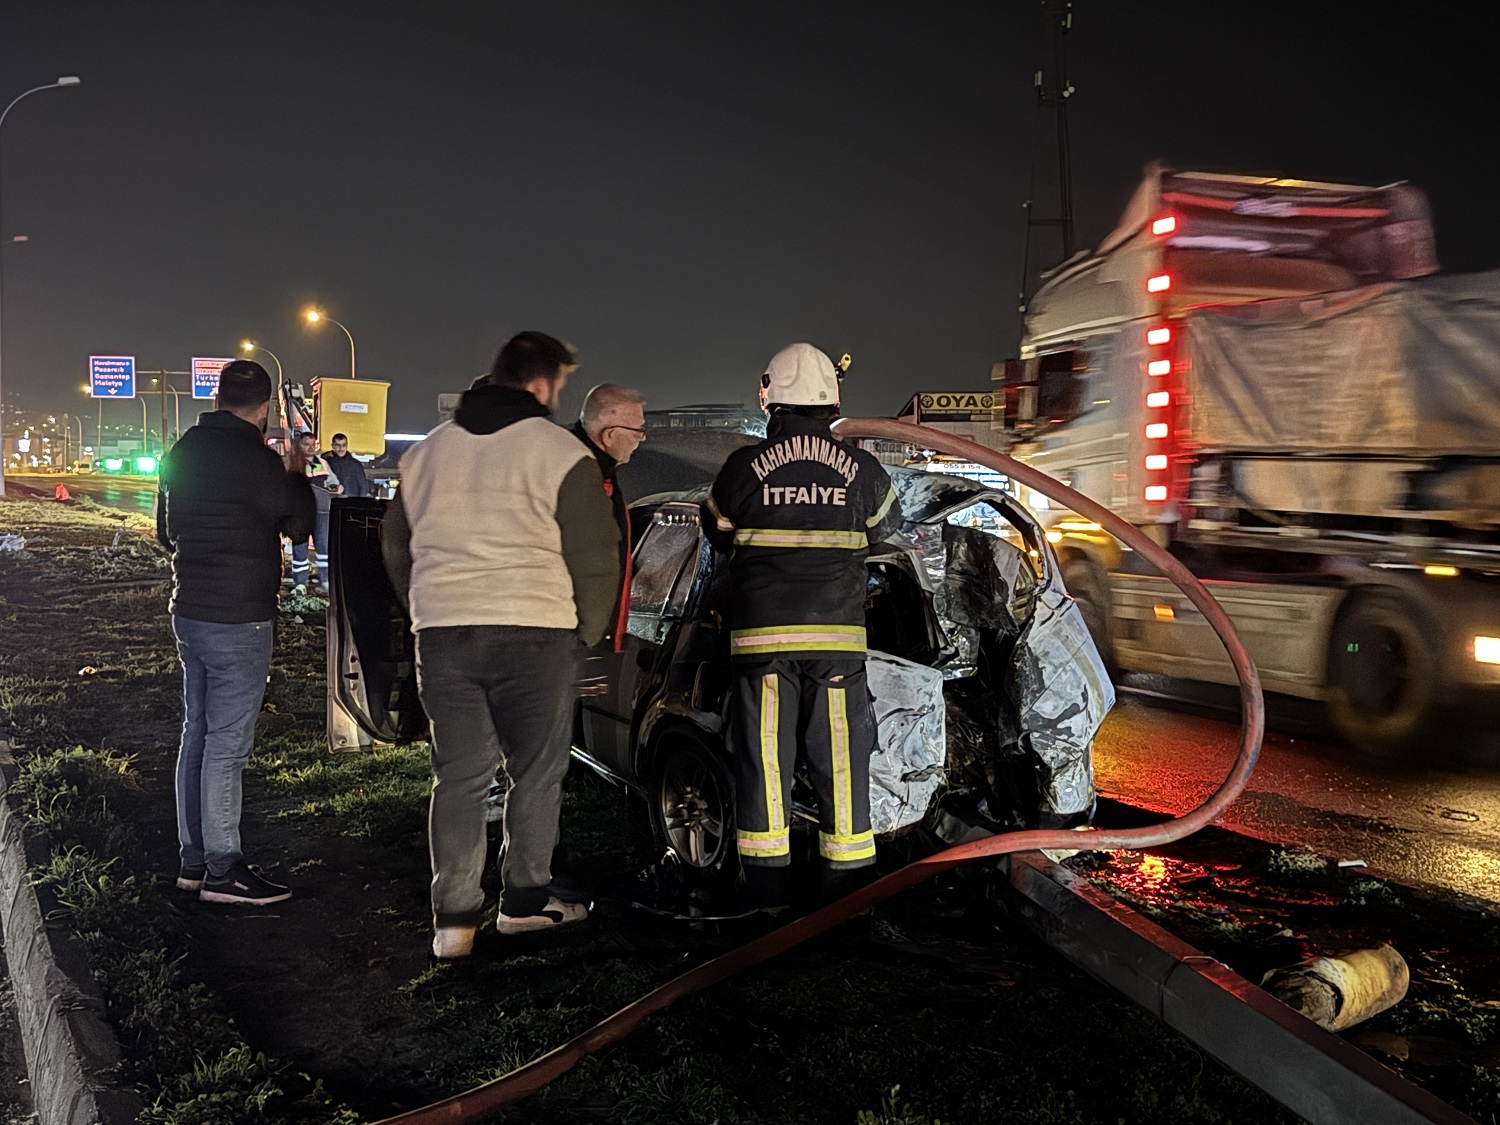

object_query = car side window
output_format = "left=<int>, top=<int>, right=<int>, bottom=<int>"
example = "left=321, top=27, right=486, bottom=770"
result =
left=627, top=510, right=703, bottom=640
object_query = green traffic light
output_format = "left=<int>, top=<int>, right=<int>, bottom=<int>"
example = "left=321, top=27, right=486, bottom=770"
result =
left=134, top=456, right=157, bottom=474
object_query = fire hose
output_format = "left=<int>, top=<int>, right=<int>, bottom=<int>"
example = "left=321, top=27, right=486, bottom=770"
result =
left=369, top=418, right=1266, bottom=1125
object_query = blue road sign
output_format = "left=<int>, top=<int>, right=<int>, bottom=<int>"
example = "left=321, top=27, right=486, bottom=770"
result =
left=192, top=357, right=235, bottom=399
left=89, top=355, right=135, bottom=398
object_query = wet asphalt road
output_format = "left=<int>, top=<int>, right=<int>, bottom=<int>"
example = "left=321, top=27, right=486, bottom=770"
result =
left=1097, top=675, right=1500, bottom=905
left=9, top=472, right=158, bottom=515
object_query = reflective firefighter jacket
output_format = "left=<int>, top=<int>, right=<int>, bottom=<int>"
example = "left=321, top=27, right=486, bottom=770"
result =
left=703, top=412, right=900, bottom=661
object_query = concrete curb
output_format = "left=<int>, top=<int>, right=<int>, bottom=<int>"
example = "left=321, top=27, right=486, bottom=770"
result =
left=0, top=746, right=142, bottom=1125
left=999, top=850, right=1475, bottom=1125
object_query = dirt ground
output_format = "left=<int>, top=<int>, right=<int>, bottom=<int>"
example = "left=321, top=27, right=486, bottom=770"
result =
left=0, top=495, right=1312, bottom=1124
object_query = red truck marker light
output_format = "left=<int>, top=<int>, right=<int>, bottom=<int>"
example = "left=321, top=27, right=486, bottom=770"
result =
left=1152, top=216, right=1177, bottom=235
left=1146, top=391, right=1170, bottom=408
left=1145, top=422, right=1169, bottom=439
left=1145, top=454, right=1168, bottom=470
left=1147, top=327, right=1171, bottom=346
left=1145, top=485, right=1169, bottom=502
left=1147, top=274, right=1171, bottom=293
left=1148, top=359, right=1171, bottom=377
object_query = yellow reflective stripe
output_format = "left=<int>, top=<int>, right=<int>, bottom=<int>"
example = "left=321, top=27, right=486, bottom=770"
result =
left=819, top=830, right=876, bottom=862
left=866, top=485, right=897, bottom=528
left=733, top=528, right=867, bottom=549
left=759, top=673, right=785, bottom=833
left=829, top=685, right=852, bottom=837
left=705, top=491, right=734, bottom=532
left=733, top=625, right=867, bottom=639
left=737, top=829, right=790, bottom=856
left=734, top=639, right=867, bottom=655
left=731, top=625, right=868, bottom=655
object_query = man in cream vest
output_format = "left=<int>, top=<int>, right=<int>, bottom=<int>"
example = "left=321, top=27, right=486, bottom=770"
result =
left=383, top=331, right=620, bottom=960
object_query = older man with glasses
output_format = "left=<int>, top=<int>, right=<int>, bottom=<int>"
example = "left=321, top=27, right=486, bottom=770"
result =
left=571, top=383, right=647, bottom=654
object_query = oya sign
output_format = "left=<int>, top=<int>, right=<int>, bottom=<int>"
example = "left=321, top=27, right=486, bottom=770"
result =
left=192, top=357, right=236, bottom=399
left=89, top=355, right=136, bottom=398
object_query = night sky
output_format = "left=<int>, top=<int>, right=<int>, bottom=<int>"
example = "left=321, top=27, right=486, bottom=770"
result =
left=1, top=3, right=1492, bottom=432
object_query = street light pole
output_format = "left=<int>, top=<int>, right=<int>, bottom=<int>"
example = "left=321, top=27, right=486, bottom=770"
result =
left=0, top=75, right=81, bottom=498
left=241, top=340, right=284, bottom=428
left=303, top=309, right=357, bottom=379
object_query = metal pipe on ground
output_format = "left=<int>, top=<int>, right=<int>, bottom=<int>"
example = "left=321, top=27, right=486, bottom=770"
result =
left=366, top=418, right=1268, bottom=1125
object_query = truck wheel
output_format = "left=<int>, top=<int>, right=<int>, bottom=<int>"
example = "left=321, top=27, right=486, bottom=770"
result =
left=1062, top=556, right=1114, bottom=668
left=647, top=734, right=735, bottom=872
left=1326, top=593, right=1439, bottom=756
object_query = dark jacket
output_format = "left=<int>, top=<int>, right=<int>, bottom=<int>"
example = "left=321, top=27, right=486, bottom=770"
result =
left=703, top=411, right=901, bottom=662
left=157, top=410, right=316, bottom=623
left=324, top=451, right=369, bottom=498
left=570, top=421, right=632, bottom=649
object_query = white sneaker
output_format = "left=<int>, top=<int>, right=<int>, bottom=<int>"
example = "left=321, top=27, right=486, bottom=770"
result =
left=496, top=896, right=588, bottom=935
left=432, top=925, right=476, bottom=960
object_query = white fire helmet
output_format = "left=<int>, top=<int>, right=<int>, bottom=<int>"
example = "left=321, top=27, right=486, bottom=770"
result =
left=760, top=342, right=840, bottom=410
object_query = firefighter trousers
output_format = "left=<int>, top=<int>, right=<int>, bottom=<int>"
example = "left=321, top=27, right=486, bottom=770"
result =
left=730, top=657, right=877, bottom=870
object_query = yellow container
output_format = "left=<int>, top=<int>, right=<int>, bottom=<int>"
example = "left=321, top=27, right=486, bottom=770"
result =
left=313, top=377, right=389, bottom=456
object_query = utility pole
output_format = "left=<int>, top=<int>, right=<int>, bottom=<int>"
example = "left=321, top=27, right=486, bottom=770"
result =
left=1017, top=0, right=1077, bottom=319
left=138, top=370, right=189, bottom=448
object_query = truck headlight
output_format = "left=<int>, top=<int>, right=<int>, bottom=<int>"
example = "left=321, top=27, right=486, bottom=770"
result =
left=1474, top=636, right=1500, bottom=664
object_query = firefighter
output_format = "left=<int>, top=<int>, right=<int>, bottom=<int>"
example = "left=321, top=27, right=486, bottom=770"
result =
left=703, top=342, right=901, bottom=909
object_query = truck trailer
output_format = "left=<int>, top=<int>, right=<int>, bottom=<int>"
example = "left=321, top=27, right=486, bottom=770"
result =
left=998, top=164, right=1500, bottom=754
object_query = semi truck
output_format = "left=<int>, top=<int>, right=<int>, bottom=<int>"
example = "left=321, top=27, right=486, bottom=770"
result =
left=997, top=164, right=1500, bottom=755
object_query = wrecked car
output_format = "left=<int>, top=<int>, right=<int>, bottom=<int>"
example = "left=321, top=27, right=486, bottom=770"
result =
left=326, top=430, right=1113, bottom=873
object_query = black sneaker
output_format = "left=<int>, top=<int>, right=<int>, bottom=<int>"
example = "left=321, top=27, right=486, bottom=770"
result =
left=176, top=864, right=207, bottom=892
left=199, top=862, right=292, bottom=906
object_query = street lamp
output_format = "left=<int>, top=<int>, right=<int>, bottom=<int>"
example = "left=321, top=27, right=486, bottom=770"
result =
left=150, top=375, right=188, bottom=443
left=240, top=339, right=285, bottom=428
left=0, top=75, right=82, bottom=498
left=303, top=308, right=357, bottom=379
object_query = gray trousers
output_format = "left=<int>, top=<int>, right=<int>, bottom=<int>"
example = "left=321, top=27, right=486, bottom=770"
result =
left=415, top=625, right=577, bottom=924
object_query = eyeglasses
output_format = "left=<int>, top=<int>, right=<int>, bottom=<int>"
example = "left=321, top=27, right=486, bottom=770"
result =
left=608, top=424, right=648, bottom=436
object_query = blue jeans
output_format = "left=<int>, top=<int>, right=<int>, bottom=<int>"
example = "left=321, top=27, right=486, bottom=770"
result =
left=172, top=616, right=275, bottom=877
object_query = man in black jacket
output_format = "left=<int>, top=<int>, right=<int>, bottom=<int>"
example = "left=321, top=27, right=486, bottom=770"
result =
left=323, top=432, right=369, bottom=498
left=156, top=361, right=315, bottom=906
left=703, top=343, right=900, bottom=910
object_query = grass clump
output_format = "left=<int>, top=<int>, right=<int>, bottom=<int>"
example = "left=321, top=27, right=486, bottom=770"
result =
left=1264, top=847, right=1326, bottom=878
left=856, top=1085, right=943, bottom=1125
left=13, top=745, right=356, bottom=1123
left=262, top=739, right=430, bottom=839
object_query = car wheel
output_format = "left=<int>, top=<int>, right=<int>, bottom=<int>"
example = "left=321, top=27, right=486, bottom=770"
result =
left=1326, top=591, right=1439, bottom=757
left=648, top=735, right=735, bottom=871
left=1061, top=555, right=1114, bottom=668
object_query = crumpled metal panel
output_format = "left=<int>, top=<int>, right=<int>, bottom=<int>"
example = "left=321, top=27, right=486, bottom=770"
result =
left=940, top=525, right=1037, bottom=635
left=866, top=650, right=947, bottom=835
left=1006, top=594, right=1115, bottom=825
left=888, top=468, right=991, bottom=525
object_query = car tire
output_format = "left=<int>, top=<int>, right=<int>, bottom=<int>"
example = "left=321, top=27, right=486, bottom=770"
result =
left=1326, top=591, right=1440, bottom=757
left=1061, top=555, right=1114, bottom=669
left=647, top=733, right=736, bottom=872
